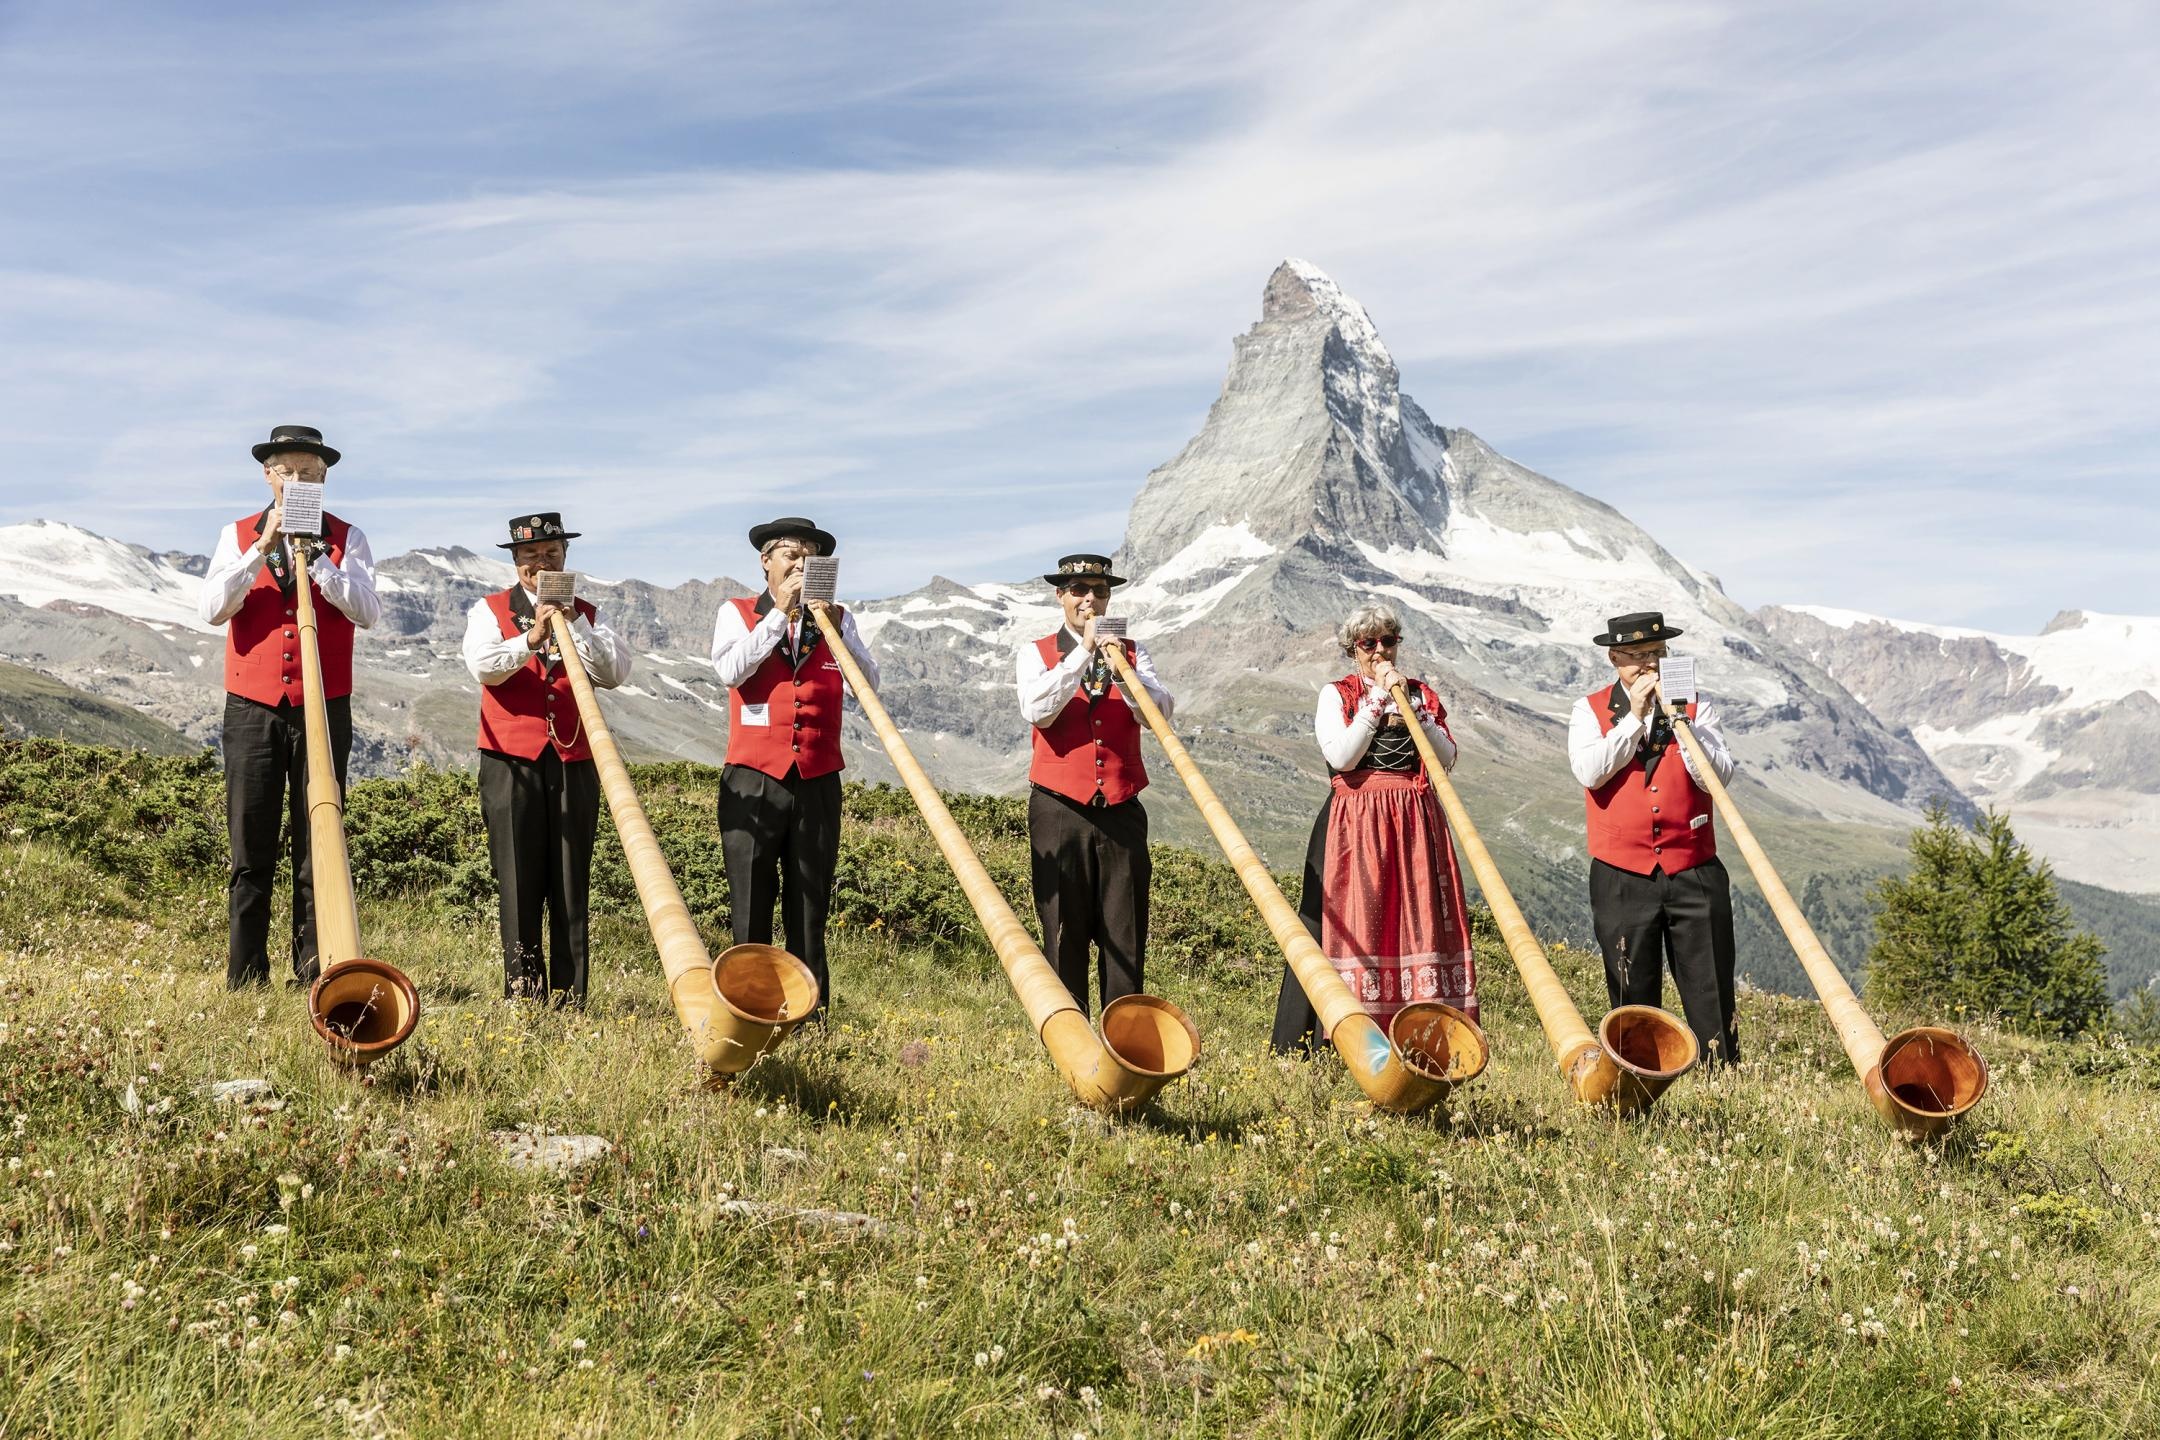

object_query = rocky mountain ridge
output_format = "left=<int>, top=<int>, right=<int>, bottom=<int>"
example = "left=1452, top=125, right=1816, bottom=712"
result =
left=1758, top=605, right=2159, bottom=894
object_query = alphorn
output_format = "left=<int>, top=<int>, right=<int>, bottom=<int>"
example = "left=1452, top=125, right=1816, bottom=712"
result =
left=1095, top=622, right=1484, bottom=1114
left=800, top=562, right=1197, bottom=1113
left=542, top=582, right=818, bottom=1080
left=285, top=519, right=419, bottom=1068
left=1385, top=682, right=1696, bottom=1111
left=1657, top=685, right=1988, bottom=1136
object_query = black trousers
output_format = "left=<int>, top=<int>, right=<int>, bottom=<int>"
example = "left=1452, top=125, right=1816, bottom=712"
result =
left=1028, top=787, right=1149, bottom=1016
left=1270, top=795, right=1333, bottom=1055
left=1591, top=856, right=1741, bottom=1065
left=222, top=693, right=351, bottom=990
left=479, top=749, right=600, bottom=1006
left=719, top=764, right=842, bottom=1019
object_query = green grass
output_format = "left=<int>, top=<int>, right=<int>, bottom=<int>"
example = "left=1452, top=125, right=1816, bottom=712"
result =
left=3, top=746, right=2159, bottom=1436
left=4, top=894, right=2159, bottom=1435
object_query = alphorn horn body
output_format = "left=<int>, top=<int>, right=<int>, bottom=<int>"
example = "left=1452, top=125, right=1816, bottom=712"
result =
left=799, top=565, right=1196, bottom=1113
left=285, top=521, right=418, bottom=1068
left=1385, top=682, right=1696, bottom=1111
left=1656, top=685, right=1988, bottom=1136
left=543, top=595, right=818, bottom=1079
left=1093, top=622, right=1484, bottom=1114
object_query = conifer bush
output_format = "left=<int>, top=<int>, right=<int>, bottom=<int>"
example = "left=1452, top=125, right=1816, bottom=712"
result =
left=1868, top=803, right=2111, bottom=1036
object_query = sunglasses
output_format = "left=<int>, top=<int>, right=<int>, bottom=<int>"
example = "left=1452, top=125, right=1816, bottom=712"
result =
left=1354, top=634, right=1402, bottom=652
left=1061, top=582, right=1111, bottom=599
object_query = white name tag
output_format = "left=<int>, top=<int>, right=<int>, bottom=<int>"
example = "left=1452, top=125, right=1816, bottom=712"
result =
left=1691, top=813, right=1710, bottom=830
left=739, top=702, right=770, bottom=727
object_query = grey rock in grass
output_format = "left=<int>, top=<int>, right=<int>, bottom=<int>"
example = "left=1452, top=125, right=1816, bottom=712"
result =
left=762, top=1145, right=812, bottom=1168
left=714, top=1199, right=899, bottom=1237
left=491, top=1130, right=614, bottom=1174
left=208, top=1078, right=277, bottom=1105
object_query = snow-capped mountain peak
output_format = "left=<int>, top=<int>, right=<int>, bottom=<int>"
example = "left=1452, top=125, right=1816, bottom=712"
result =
left=0, top=519, right=212, bottom=632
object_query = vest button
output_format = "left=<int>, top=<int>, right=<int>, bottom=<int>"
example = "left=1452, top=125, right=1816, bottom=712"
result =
left=284, top=630, right=294, bottom=639
left=1651, top=805, right=1659, bottom=813
left=1649, top=786, right=1659, bottom=793
left=285, top=609, right=295, bottom=619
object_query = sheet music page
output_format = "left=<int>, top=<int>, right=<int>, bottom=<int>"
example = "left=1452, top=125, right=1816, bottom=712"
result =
left=279, top=481, right=325, bottom=537
left=801, top=556, right=839, bottom=603
left=535, top=570, right=577, bottom=605
left=1661, top=656, right=1698, bottom=704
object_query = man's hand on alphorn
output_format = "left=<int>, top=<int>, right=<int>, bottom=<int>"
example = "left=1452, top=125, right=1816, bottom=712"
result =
left=528, top=601, right=567, bottom=648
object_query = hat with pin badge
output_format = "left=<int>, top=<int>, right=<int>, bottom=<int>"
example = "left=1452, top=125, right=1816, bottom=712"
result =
left=496, top=512, right=582, bottom=549
left=1042, top=553, right=1128, bottom=588
left=1593, top=611, right=1683, bottom=647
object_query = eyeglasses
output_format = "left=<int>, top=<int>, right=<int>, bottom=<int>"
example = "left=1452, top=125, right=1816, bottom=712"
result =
left=1061, top=582, right=1111, bottom=599
left=1615, top=645, right=1668, bottom=662
left=1354, top=635, right=1402, bottom=652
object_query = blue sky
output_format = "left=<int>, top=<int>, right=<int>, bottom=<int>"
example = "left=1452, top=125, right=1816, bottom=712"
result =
left=1, top=0, right=2153, bottom=630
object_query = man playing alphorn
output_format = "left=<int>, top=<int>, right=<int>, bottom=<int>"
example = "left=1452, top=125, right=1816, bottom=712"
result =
left=198, top=425, right=382, bottom=990
left=1015, top=554, right=1175, bottom=1016
left=1568, top=611, right=1741, bottom=1064
left=709, top=516, right=878, bottom=1022
left=461, top=513, right=631, bottom=1006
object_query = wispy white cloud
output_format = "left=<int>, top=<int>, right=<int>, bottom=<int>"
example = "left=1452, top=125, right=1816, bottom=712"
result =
left=0, top=0, right=2152, bottom=630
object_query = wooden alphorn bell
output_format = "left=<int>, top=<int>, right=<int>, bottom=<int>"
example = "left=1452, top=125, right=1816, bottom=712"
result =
left=536, top=569, right=819, bottom=1080
left=1093, top=618, right=1485, bottom=1114
left=798, top=558, right=1199, bottom=1113
left=1384, top=681, right=1696, bottom=1111
left=1655, top=681, right=1988, bottom=1136
left=279, top=484, right=419, bottom=1068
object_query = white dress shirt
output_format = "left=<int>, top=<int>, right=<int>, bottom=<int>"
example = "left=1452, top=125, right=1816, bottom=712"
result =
left=709, top=598, right=879, bottom=692
left=1015, top=627, right=1175, bottom=726
left=197, top=516, right=381, bottom=629
left=1315, top=676, right=1456, bottom=772
left=1567, top=689, right=1735, bottom=790
left=461, top=592, right=633, bottom=688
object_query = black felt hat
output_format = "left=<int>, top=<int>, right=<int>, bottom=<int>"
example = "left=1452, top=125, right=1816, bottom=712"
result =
left=747, top=516, right=836, bottom=556
left=250, top=424, right=341, bottom=467
left=1042, top=553, right=1128, bottom=588
left=1593, top=611, right=1683, bottom=647
left=496, top=512, right=582, bottom=549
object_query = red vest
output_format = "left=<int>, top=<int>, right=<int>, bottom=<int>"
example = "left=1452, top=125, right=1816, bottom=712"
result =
left=222, top=510, right=355, bottom=706
left=724, top=595, right=848, bottom=779
left=476, top=589, right=598, bottom=762
left=1583, top=683, right=1716, bottom=875
left=1028, top=633, right=1147, bottom=805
